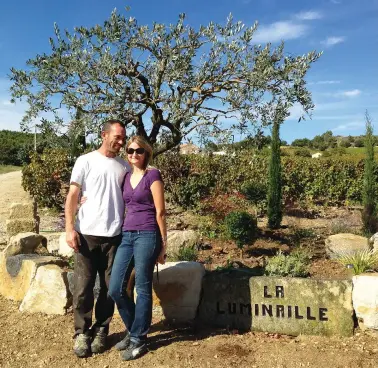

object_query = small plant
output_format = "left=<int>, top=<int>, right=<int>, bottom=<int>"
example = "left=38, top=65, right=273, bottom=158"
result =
left=67, top=256, right=75, bottom=269
left=335, top=249, right=378, bottom=275
left=224, top=211, right=258, bottom=257
left=290, top=227, right=316, bottom=246
left=265, top=250, right=311, bottom=277
left=329, top=218, right=361, bottom=235
left=174, top=246, right=198, bottom=262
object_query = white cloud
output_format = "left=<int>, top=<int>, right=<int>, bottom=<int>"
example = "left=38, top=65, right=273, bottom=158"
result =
left=332, top=121, right=364, bottom=132
left=321, top=89, right=362, bottom=98
left=254, top=21, right=308, bottom=43
left=342, top=89, right=361, bottom=97
left=295, top=11, right=323, bottom=21
left=330, top=0, right=342, bottom=4
left=321, top=36, right=345, bottom=47
left=314, top=80, right=341, bottom=85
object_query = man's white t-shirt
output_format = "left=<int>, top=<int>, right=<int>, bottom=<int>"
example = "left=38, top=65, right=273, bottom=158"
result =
left=70, top=150, right=129, bottom=237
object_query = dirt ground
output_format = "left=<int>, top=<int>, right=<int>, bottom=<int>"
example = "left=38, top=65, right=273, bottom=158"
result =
left=2, top=295, right=378, bottom=368
left=2, top=171, right=378, bottom=367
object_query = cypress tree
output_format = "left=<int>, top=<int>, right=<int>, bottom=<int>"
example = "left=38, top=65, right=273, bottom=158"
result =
left=362, top=111, right=378, bottom=235
left=267, top=117, right=283, bottom=229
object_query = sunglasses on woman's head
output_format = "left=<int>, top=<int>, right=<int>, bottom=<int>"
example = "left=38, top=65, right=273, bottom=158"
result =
left=126, top=147, right=145, bottom=155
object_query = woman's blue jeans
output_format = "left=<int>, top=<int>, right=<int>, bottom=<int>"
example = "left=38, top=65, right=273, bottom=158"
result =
left=108, top=230, right=161, bottom=343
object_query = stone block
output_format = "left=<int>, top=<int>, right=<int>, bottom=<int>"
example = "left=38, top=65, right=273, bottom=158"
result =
left=3, top=232, right=47, bottom=257
left=9, top=203, right=34, bottom=220
left=325, top=233, right=370, bottom=259
left=353, top=274, right=378, bottom=330
left=250, top=277, right=354, bottom=337
left=152, top=261, right=205, bottom=322
left=0, top=253, right=66, bottom=301
left=19, top=265, right=71, bottom=315
left=198, top=269, right=256, bottom=331
left=6, top=219, right=36, bottom=239
left=46, top=232, right=74, bottom=258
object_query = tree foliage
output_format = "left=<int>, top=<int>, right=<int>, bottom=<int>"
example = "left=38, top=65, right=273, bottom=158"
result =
left=0, top=129, right=69, bottom=166
left=10, top=9, right=321, bottom=155
left=362, top=111, right=378, bottom=234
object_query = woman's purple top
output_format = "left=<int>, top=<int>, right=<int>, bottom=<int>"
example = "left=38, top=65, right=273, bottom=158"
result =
left=122, top=168, right=163, bottom=231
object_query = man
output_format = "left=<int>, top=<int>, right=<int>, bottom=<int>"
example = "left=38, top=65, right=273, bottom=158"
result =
left=65, top=120, right=129, bottom=358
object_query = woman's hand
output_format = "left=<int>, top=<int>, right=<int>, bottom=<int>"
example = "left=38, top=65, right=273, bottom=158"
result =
left=80, top=196, right=87, bottom=205
left=157, top=246, right=167, bottom=265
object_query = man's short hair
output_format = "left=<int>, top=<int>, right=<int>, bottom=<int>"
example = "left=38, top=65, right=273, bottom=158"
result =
left=102, top=119, right=125, bottom=133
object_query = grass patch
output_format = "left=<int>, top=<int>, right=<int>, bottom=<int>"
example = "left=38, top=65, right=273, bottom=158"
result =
left=0, top=165, right=21, bottom=174
left=334, top=249, right=378, bottom=275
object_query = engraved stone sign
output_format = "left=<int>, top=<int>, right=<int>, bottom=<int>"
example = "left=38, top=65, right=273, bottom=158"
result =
left=250, top=277, right=354, bottom=337
left=198, top=270, right=255, bottom=331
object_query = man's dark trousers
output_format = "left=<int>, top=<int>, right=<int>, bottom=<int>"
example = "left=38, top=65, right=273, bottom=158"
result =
left=73, top=233, right=121, bottom=336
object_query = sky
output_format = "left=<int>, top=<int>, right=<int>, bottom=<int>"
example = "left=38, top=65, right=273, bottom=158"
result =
left=0, top=0, right=377, bottom=144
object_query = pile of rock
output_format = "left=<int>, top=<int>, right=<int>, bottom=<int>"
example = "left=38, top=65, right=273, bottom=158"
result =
left=5, top=203, right=37, bottom=239
left=0, top=204, right=206, bottom=323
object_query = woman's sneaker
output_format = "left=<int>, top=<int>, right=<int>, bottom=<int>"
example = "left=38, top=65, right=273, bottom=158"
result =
left=73, top=334, right=91, bottom=358
left=115, top=332, right=131, bottom=351
left=121, top=341, right=147, bottom=361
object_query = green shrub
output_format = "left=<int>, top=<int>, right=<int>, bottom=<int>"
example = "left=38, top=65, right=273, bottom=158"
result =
left=240, top=181, right=267, bottom=205
left=174, top=246, right=198, bottom=262
left=155, top=148, right=375, bottom=209
left=22, top=148, right=72, bottom=209
left=294, top=148, right=312, bottom=158
left=224, top=211, right=257, bottom=256
left=335, top=249, right=378, bottom=275
left=265, top=250, right=311, bottom=277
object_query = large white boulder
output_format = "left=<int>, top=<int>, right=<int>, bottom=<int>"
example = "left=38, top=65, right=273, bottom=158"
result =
left=152, top=261, right=205, bottom=322
left=0, top=253, right=65, bottom=301
left=46, top=232, right=74, bottom=258
left=353, top=274, right=378, bottom=330
left=325, top=233, right=371, bottom=259
left=19, top=265, right=71, bottom=315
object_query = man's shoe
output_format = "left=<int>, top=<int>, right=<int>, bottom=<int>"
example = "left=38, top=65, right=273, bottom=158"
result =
left=121, top=341, right=147, bottom=361
left=115, top=332, right=131, bottom=351
left=91, top=330, right=107, bottom=354
left=73, top=334, right=91, bottom=358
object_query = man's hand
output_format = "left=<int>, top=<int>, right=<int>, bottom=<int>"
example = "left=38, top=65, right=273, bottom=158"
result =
left=66, top=229, right=80, bottom=253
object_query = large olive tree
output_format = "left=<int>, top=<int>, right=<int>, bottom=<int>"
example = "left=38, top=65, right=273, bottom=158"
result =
left=10, top=9, right=321, bottom=155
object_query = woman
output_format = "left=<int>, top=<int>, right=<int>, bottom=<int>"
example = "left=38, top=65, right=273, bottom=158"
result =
left=108, top=135, right=167, bottom=361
